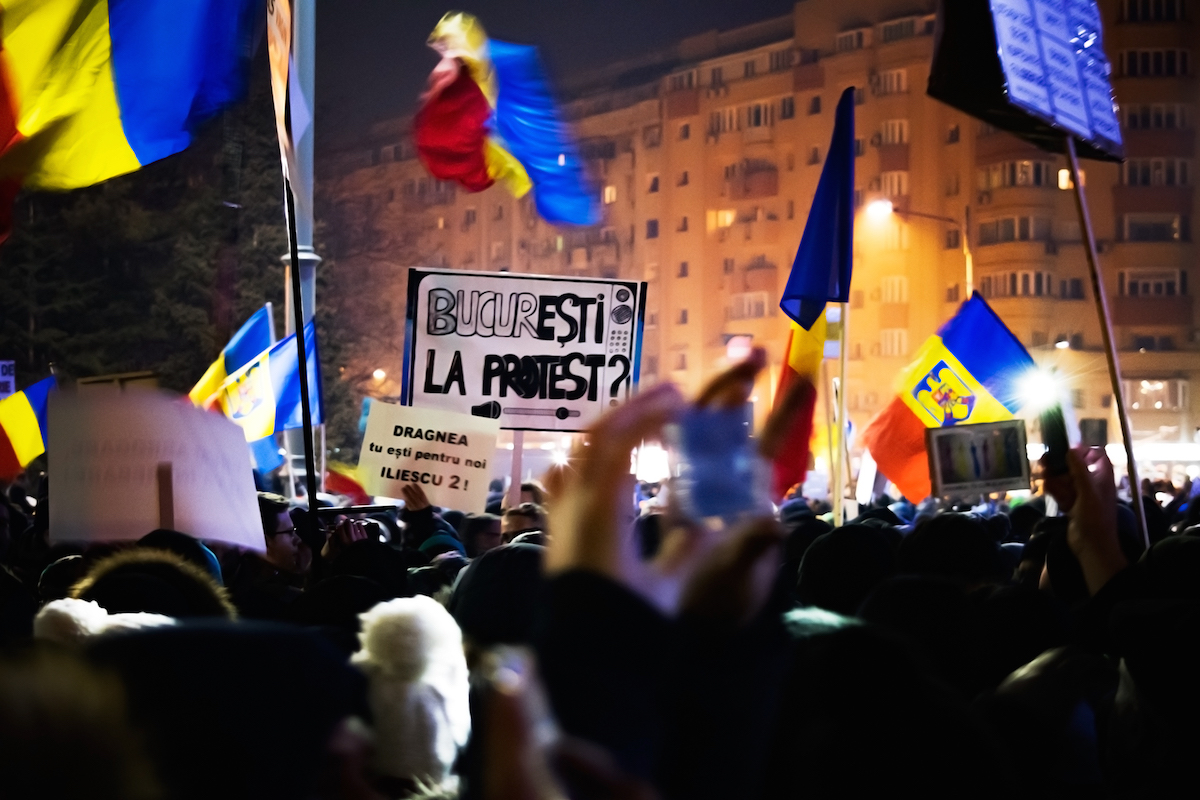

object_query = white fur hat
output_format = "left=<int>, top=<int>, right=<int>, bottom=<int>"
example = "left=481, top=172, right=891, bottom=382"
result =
left=352, top=596, right=471, bottom=784
left=34, top=597, right=175, bottom=645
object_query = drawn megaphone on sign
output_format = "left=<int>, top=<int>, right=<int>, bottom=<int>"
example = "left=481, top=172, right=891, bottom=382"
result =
left=470, top=401, right=580, bottom=421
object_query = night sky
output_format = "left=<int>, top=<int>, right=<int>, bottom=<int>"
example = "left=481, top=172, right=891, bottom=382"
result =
left=316, top=0, right=798, bottom=134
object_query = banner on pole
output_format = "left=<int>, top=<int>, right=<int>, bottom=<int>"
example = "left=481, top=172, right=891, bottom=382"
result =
left=48, top=390, right=264, bottom=551
left=927, top=0, right=1122, bottom=161
left=402, top=268, right=647, bottom=432
left=358, top=402, right=500, bottom=512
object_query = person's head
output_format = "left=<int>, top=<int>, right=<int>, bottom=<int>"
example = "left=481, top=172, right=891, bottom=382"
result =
left=795, top=524, right=896, bottom=616
left=138, top=530, right=223, bottom=584
left=897, top=512, right=1004, bottom=587
left=502, top=480, right=547, bottom=510
left=72, top=549, right=237, bottom=620
left=502, top=502, right=547, bottom=540
left=257, top=493, right=306, bottom=575
left=460, top=513, right=503, bottom=558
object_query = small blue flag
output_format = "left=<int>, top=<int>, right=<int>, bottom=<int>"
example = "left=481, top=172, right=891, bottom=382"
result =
left=781, top=86, right=856, bottom=331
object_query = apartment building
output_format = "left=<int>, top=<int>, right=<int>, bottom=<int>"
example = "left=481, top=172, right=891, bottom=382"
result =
left=321, top=0, right=1198, bottom=482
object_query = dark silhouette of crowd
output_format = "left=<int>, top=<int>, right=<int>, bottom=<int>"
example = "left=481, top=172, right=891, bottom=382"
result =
left=1, top=349, right=1198, bottom=799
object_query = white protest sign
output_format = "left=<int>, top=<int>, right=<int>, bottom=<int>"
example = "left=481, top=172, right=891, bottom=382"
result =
left=358, top=402, right=499, bottom=513
left=403, top=268, right=647, bottom=432
left=48, top=390, right=265, bottom=551
left=0, top=361, right=14, bottom=400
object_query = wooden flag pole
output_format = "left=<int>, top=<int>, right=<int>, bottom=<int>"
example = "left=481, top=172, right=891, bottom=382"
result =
left=1065, top=137, right=1150, bottom=549
left=284, top=178, right=322, bottom=541
left=833, top=301, right=850, bottom=525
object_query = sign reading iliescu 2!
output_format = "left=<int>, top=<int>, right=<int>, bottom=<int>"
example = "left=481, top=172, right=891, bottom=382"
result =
left=402, top=269, right=647, bottom=432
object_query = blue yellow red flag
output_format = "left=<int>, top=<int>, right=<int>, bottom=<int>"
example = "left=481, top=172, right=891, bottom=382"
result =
left=0, top=0, right=261, bottom=223
left=189, top=306, right=274, bottom=407
left=0, top=375, right=55, bottom=479
left=861, top=294, right=1035, bottom=501
left=780, top=86, right=855, bottom=331
left=215, top=320, right=322, bottom=442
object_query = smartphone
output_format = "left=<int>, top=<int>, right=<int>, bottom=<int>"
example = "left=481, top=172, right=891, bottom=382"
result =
left=667, top=404, right=770, bottom=523
left=1040, top=404, right=1070, bottom=478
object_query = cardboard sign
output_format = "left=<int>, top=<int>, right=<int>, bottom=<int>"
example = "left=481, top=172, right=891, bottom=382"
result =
left=48, top=390, right=265, bottom=551
left=0, top=361, right=14, bottom=400
left=402, top=268, right=647, bottom=432
left=358, top=402, right=500, bottom=513
left=928, top=0, right=1122, bottom=161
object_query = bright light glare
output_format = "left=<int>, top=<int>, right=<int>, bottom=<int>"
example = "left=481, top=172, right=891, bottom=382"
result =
left=552, top=449, right=569, bottom=467
left=372, top=368, right=386, bottom=381
left=866, top=199, right=894, bottom=222
left=633, top=443, right=671, bottom=483
left=1055, top=339, right=1070, bottom=349
left=1016, top=368, right=1064, bottom=413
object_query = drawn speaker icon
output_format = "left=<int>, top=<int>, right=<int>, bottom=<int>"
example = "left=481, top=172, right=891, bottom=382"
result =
left=470, top=401, right=580, bottom=421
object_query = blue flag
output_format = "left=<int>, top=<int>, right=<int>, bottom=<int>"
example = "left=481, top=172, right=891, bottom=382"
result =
left=781, top=86, right=856, bottom=331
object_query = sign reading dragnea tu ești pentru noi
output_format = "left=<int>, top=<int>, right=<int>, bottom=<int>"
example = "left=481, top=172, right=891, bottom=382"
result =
left=402, top=268, right=647, bottom=432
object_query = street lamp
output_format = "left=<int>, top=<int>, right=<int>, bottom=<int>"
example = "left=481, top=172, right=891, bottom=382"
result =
left=866, top=199, right=974, bottom=298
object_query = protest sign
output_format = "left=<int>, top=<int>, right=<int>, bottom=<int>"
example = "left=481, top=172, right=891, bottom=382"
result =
left=48, top=390, right=264, bottom=551
left=0, top=361, right=13, bottom=400
left=358, top=401, right=500, bottom=512
left=402, top=268, right=647, bottom=432
left=927, top=0, right=1122, bottom=160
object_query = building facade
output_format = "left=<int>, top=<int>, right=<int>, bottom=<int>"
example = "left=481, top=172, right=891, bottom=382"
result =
left=321, top=0, right=1198, bottom=486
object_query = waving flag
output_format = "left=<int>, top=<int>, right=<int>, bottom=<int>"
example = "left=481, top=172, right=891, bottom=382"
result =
left=0, top=0, right=261, bottom=236
left=214, top=320, right=322, bottom=442
left=771, top=86, right=855, bottom=498
left=413, top=12, right=597, bottom=226
left=861, top=294, right=1035, bottom=501
left=189, top=305, right=274, bottom=407
left=0, top=375, right=54, bottom=479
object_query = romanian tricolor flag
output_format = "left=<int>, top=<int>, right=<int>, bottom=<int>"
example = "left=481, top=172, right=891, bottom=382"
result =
left=189, top=305, right=274, bottom=407
left=326, top=461, right=369, bottom=505
left=772, top=86, right=855, bottom=499
left=0, top=375, right=54, bottom=479
left=413, top=12, right=597, bottom=226
left=861, top=294, right=1035, bottom=501
left=214, top=320, right=322, bottom=442
left=0, top=0, right=260, bottom=234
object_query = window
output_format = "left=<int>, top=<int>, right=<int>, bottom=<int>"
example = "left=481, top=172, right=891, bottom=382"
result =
left=1124, top=213, right=1184, bottom=241
left=745, top=102, right=771, bottom=128
left=883, top=220, right=911, bottom=250
left=808, top=147, right=821, bottom=165
left=723, top=258, right=735, bottom=274
left=490, top=240, right=506, bottom=261
left=709, top=107, right=736, bottom=135
left=946, top=173, right=961, bottom=196
left=882, top=119, right=910, bottom=144
left=977, top=216, right=1052, bottom=244
left=787, top=200, right=795, bottom=220
left=645, top=263, right=659, bottom=281
left=1125, top=379, right=1188, bottom=412
left=947, top=124, right=960, bottom=143
left=836, top=28, right=868, bottom=52
left=1123, top=0, right=1184, bottom=22
left=881, top=329, right=909, bottom=357
left=1062, top=278, right=1085, bottom=299
left=710, top=66, right=724, bottom=86
left=881, top=170, right=909, bottom=197
left=1125, top=103, right=1188, bottom=130
left=648, top=174, right=660, bottom=193
left=464, top=208, right=477, bottom=226
left=808, top=96, right=822, bottom=115
left=979, top=271, right=1055, bottom=298
left=780, top=96, right=795, bottom=120
left=744, top=60, right=757, bottom=78
left=977, top=160, right=1055, bottom=189
left=854, top=138, right=866, bottom=157
left=643, top=125, right=662, bottom=148
left=1124, top=159, right=1191, bottom=186
left=946, top=229, right=961, bottom=249
left=877, top=68, right=908, bottom=95
left=729, top=291, right=769, bottom=320
left=678, top=171, right=689, bottom=186
left=1119, top=269, right=1187, bottom=296
left=678, top=216, right=689, bottom=232
left=1058, top=168, right=1087, bottom=189
left=881, top=17, right=917, bottom=43
left=669, top=71, right=695, bottom=91
left=679, top=123, right=690, bottom=140
left=603, top=185, right=617, bottom=204
left=770, top=49, right=794, bottom=72
left=678, top=309, right=689, bottom=325
left=677, top=261, right=689, bottom=278
left=1123, top=49, right=1191, bottom=77
left=645, top=356, right=659, bottom=375
left=495, top=204, right=505, bottom=220
left=882, top=276, right=909, bottom=303
left=674, top=353, right=688, bottom=371
left=854, top=87, right=865, bottom=105
left=646, top=220, right=659, bottom=239
left=946, top=284, right=962, bottom=303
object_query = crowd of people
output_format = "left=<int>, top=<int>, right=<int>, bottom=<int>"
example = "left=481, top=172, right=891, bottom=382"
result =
left=1, top=348, right=1199, bottom=799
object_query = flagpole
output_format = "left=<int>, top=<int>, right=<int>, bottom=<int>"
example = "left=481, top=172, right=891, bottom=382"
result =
left=834, top=301, right=849, bottom=525
left=1065, top=136, right=1149, bottom=549
left=284, top=178, right=321, bottom=538
left=821, top=360, right=835, bottom=504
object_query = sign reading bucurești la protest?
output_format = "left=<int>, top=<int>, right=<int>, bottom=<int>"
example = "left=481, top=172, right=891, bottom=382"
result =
left=402, top=268, right=647, bottom=432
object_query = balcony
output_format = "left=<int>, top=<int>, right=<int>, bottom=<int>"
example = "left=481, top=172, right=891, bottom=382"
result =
left=728, top=167, right=779, bottom=199
left=1112, top=185, right=1193, bottom=217
left=1113, top=295, right=1193, bottom=326
left=743, top=126, right=774, bottom=145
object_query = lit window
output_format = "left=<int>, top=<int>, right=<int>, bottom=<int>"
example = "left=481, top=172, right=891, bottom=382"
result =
left=603, top=185, right=617, bottom=204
